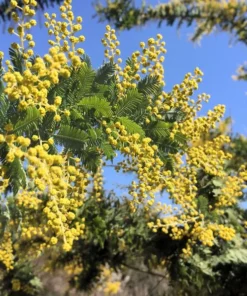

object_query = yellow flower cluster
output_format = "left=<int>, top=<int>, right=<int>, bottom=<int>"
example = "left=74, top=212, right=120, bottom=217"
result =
left=45, top=0, right=85, bottom=63
left=216, top=175, right=245, bottom=207
left=0, top=232, right=14, bottom=271
left=98, top=266, right=121, bottom=295
left=104, top=281, right=121, bottom=295
left=192, top=226, right=215, bottom=247
left=187, top=135, right=232, bottom=177
left=11, top=279, right=21, bottom=292
left=3, top=0, right=85, bottom=118
left=0, top=134, right=89, bottom=254
left=181, top=224, right=235, bottom=257
left=195, top=224, right=235, bottom=245
left=102, top=26, right=166, bottom=98
left=101, top=25, right=121, bottom=63
left=146, top=146, right=246, bottom=253
left=64, top=256, right=83, bottom=276
left=102, top=99, right=246, bottom=251
left=105, top=121, right=166, bottom=204
left=16, top=191, right=42, bottom=210
left=0, top=170, right=9, bottom=195
left=92, top=163, right=104, bottom=202
left=165, top=71, right=226, bottom=140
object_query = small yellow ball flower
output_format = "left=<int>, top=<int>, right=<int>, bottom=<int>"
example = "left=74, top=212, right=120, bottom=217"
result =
left=50, top=237, right=58, bottom=245
left=43, top=143, right=49, bottom=151
left=64, top=110, right=71, bottom=117
left=106, top=128, right=112, bottom=134
left=4, top=123, right=13, bottom=132
left=54, top=114, right=61, bottom=122
left=54, top=96, right=62, bottom=106
left=63, top=243, right=72, bottom=252
left=32, top=135, right=39, bottom=141
left=10, top=0, right=18, bottom=8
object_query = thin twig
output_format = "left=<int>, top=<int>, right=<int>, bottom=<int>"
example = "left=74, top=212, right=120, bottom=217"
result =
left=122, top=263, right=166, bottom=278
left=148, top=276, right=166, bottom=296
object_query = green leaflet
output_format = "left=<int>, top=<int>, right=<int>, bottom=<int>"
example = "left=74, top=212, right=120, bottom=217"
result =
left=115, top=89, right=142, bottom=116
left=94, top=62, right=115, bottom=84
left=118, top=116, right=145, bottom=137
left=219, top=248, right=247, bottom=264
left=147, top=121, right=171, bottom=138
left=138, top=75, right=161, bottom=96
left=12, top=107, right=41, bottom=135
left=212, top=179, right=224, bottom=187
left=78, top=96, right=113, bottom=118
left=81, top=53, right=92, bottom=67
left=77, top=62, right=96, bottom=97
left=70, top=108, right=84, bottom=120
left=101, top=141, right=116, bottom=160
left=190, top=254, right=214, bottom=277
left=9, top=48, right=24, bottom=73
left=0, top=92, right=9, bottom=128
left=5, top=157, right=26, bottom=196
left=0, top=80, right=4, bottom=95
left=159, top=152, right=176, bottom=172
left=54, top=125, right=88, bottom=149
left=87, top=128, right=103, bottom=147
left=50, top=62, right=95, bottom=105
left=197, top=196, right=209, bottom=214
left=79, top=149, right=101, bottom=172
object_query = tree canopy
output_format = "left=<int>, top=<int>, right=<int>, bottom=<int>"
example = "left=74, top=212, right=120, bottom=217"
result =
left=0, top=1, right=246, bottom=295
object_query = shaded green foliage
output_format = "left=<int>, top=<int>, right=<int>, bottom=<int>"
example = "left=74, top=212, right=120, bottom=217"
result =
left=0, top=0, right=63, bottom=24
left=94, top=0, right=247, bottom=45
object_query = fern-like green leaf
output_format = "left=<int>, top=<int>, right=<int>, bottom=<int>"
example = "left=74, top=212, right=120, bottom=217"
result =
left=95, top=62, right=115, bottom=84
left=12, top=107, right=41, bottom=135
left=115, top=89, right=142, bottom=117
left=138, top=75, right=161, bottom=96
left=90, top=83, right=110, bottom=100
left=173, top=132, right=187, bottom=146
left=0, top=79, right=4, bottom=94
left=101, top=142, right=115, bottom=160
left=78, top=96, right=113, bottom=118
left=88, top=128, right=102, bottom=140
left=39, top=112, right=57, bottom=139
left=0, top=91, right=9, bottom=128
left=70, top=108, right=84, bottom=121
left=163, top=108, right=186, bottom=122
left=125, top=57, right=137, bottom=73
left=146, top=121, right=171, bottom=139
left=77, top=62, right=95, bottom=97
left=158, top=152, right=175, bottom=172
left=81, top=54, right=92, bottom=67
left=9, top=48, right=24, bottom=73
left=118, top=117, right=145, bottom=137
left=212, top=248, right=247, bottom=265
left=50, top=63, right=95, bottom=106
left=5, top=157, right=26, bottom=195
left=54, top=125, right=88, bottom=149
left=78, top=149, right=101, bottom=172
left=87, top=128, right=103, bottom=147
left=197, top=196, right=209, bottom=214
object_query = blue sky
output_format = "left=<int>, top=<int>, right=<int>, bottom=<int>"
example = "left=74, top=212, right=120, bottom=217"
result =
left=0, top=0, right=246, bottom=194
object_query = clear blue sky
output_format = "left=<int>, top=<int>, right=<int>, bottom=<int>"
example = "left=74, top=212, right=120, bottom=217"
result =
left=0, top=0, right=246, bottom=194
